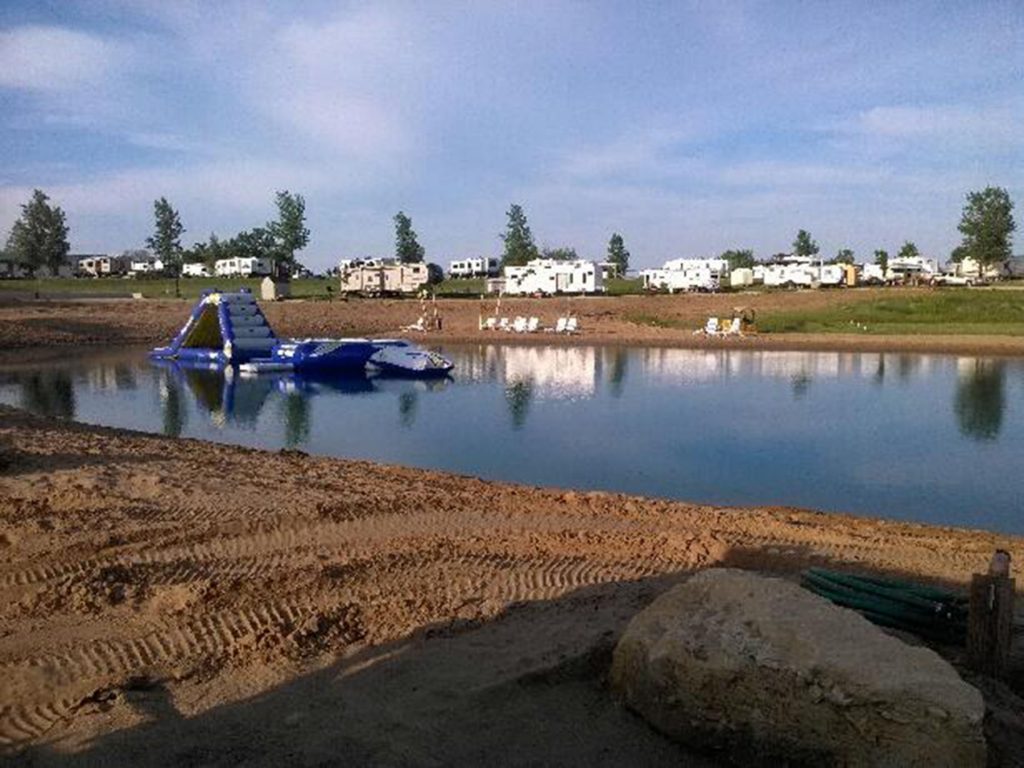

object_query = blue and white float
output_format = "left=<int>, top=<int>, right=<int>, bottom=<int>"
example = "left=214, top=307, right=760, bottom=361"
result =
left=151, top=289, right=453, bottom=377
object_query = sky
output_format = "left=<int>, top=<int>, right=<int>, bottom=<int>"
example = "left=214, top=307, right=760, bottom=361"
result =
left=1, top=1, right=1021, bottom=271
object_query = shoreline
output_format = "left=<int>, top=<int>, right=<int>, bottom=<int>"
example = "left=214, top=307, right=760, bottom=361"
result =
left=1, top=405, right=1022, bottom=758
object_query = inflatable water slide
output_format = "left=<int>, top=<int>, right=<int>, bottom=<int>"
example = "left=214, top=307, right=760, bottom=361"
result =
left=151, top=289, right=453, bottom=376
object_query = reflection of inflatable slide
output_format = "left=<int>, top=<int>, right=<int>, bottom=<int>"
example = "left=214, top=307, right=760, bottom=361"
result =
left=151, top=289, right=453, bottom=376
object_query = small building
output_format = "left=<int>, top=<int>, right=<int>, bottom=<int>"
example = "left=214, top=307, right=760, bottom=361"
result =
left=448, top=256, right=500, bottom=279
left=503, top=259, right=603, bottom=295
left=214, top=257, right=273, bottom=278
left=182, top=262, right=211, bottom=278
left=339, top=258, right=429, bottom=296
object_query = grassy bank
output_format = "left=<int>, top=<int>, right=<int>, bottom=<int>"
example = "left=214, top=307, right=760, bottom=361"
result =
left=757, top=289, right=1024, bottom=336
left=0, top=276, right=336, bottom=300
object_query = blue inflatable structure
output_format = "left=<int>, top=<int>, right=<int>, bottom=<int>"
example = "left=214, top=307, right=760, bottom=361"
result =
left=151, top=289, right=453, bottom=376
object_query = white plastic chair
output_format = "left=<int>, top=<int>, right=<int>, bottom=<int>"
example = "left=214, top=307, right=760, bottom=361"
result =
left=526, top=317, right=540, bottom=333
left=497, top=317, right=510, bottom=331
left=723, top=317, right=742, bottom=336
left=565, top=317, right=578, bottom=334
left=694, top=317, right=719, bottom=335
left=482, top=317, right=497, bottom=330
left=552, top=317, right=568, bottom=333
left=512, top=316, right=528, bottom=333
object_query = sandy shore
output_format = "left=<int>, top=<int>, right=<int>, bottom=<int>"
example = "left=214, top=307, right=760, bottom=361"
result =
left=3, top=288, right=1024, bottom=357
left=1, top=406, right=1022, bottom=763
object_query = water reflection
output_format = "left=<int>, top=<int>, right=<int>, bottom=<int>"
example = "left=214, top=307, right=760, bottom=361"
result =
left=604, top=347, right=628, bottom=399
left=954, top=359, right=1006, bottom=441
left=505, top=380, right=533, bottom=430
left=18, top=370, right=76, bottom=420
left=281, top=393, right=311, bottom=446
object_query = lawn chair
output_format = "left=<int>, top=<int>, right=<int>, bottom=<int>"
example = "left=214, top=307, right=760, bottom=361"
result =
left=722, top=317, right=743, bottom=337
left=693, top=317, right=719, bottom=336
left=481, top=317, right=497, bottom=331
left=546, top=317, right=568, bottom=334
left=512, top=316, right=528, bottom=333
left=526, top=317, right=540, bottom=333
left=497, top=317, right=510, bottom=331
left=401, top=317, right=426, bottom=332
left=565, top=317, right=579, bottom=334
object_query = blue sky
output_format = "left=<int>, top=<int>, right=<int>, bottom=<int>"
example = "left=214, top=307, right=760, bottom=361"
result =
left=1, top=1, right=1021, bottom=270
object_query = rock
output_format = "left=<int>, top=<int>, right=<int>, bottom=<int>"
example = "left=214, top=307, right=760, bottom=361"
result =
left=610, top=568, right=986, bottom=767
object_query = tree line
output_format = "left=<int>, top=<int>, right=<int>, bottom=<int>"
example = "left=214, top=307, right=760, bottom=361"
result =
left=3, top=186, right=1015, bottom=279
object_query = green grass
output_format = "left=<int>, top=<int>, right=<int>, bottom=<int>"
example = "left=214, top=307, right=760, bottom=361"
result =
left=0, top=276, right=337, bottom=300
left=623, top=312, right=688, bottom=330
left=433, top=277, right=486, bottom=296
left=758, top=290, right=1024, bottom=336
left=603, top=277, right=644, bottom=296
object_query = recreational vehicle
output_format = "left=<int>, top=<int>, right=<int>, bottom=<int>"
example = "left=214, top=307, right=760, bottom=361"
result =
left=214, top=257, right=273, bottom=278
left=641, top=258, right=729, bottom=293
left=76, top=254, right=129, bottom=277
left=129, top=255, right=165, bottom=275
left=448, top=256, right=500, bottom=278
left=182, top=263, right=211, bottom=278
left=339, top=259, right=429, bottom=296
left=502, top=259, right=603, bottom=295
left=761, top=256, right=819, bottom=288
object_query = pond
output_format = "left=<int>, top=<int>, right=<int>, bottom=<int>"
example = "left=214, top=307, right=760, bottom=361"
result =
left=2, top=344, right=1022, bottom=535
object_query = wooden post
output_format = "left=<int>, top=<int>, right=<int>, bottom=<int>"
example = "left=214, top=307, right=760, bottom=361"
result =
left=967, top=550, right=1014, bottom=678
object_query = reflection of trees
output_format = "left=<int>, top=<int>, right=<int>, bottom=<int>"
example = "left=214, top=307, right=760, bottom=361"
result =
left=505, top=379, right=534, bottom=430
left=954, top=360, right=1005, bottom=441
left=398, top=392, right=418, bottom=428
left=282, top=393, right=311, bottom=447
left=873, top=356, right=885, bottom=386
left=19, top=371, right=75, bottom=420
left=161, top=378, right=186, bottom=437
left=182, top=369, right=224, bottom=413
left=791, top=373, right=811, bottom=398
left=896, top=355, right=918, bottom=381
left=606, top=347, right=628, bottom=399
left=114, top=365, right=137, bottom=391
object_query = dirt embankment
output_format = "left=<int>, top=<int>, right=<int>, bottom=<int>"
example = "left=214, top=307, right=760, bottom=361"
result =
left=3, top=289, right=1024, bottom=357
left=1, top=406, right=1021, bottom=760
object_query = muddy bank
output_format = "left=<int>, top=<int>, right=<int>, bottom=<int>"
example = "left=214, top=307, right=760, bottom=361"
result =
left=3, top=290, right=1024, bottom=357
left=1, top=405, right=1021, bottom=760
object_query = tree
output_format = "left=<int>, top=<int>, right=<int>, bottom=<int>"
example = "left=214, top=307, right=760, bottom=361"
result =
left=5, top=189, right=70, bottom=277
left=393, top=211, right=425, bottom=264
left=500, top=204, right=538, bottom=267
left=874, top=249, right=889, bottom=271
left=607, top=233, right=630, bottom=275
left=897, top=241, right=920, bottom=261
left=721, top=249, right=755, bottom=270
left=833, top=248, right=855, bottom=265
left=957, top=186, right=1015, bottom=275
left=792, top=229, right=819, bottom=258
left=542, top=246, right=578, bottom=261
left=145, top=197, right=184, bottom=293
left=230, top=227, right=275, bottom=262
left=267, top=190, right=309, bottom=277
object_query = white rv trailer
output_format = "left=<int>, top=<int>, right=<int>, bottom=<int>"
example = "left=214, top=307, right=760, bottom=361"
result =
left=642, top=258, right=730, bottom=293
left=182, top=262, right=211, bottom=277
left=502, top=259, right=603, bottom=295
left=214, top=257, right=273, bottom=278
left=448, top=256, right=500, bottom=278
left=76, top=254, right=130, bottom=277
left=339, top=258, right=430, bottom=296
left=861, top=256, right=937, bottom=285
left=761, top=256, right=819, bottom=287
left=129, top=255, right=165, bottom=275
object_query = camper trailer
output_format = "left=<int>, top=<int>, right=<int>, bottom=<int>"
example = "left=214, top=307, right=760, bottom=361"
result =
left=339, top=258, right=429, bottom=296
left=502, top=259, right=603, bottom=295
left=76, top=254, right=129, bottom=277
left=182, top=263, right=212, bottom=278
left=214, top=257, right=273, bottom=278
left=641, top=258, right=729, bottom=293
left=448, top=256, right=500, bottom=278
left=761, top=256, right=819, bottom=288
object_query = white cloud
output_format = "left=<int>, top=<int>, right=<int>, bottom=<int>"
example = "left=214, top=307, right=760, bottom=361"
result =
left=0, top=26, right=124, bottom=91
left=834, top=104, right=1023, bottom=150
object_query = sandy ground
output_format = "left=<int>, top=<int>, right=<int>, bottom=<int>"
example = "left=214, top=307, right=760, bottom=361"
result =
left=2, top=406, right=1023, bottom=764
left=3, top=288, right=1024, bottom=357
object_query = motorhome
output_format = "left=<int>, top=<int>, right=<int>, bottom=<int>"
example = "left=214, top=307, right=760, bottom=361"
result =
left=129, top=255, right=165, bottom=275
left=76, top=254, right=129, bottom=277
left=761, top=256, right=819, bottom=288
left=503, top=259, right=603, bottom=295
left=214, top=257, right=273, bottom=278
left=182, top=262, right=211, bottom=278
left=448, top=256, right=500, bottom=278
left=640, top=258, right=729, bottom=293
left=339, top=258, right=430, bottom=296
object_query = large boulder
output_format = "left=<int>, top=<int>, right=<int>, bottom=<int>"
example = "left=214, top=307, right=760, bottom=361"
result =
left=611, top=569, right=986, bottom=767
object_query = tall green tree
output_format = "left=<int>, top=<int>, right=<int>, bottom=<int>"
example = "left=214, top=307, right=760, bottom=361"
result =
left=721, top=249, right=755, bottom=269
left=5, top=189, right=70, bottom=277
left=542, top=246, right=578, bottom=261
left=897, top=241, right=920, bottom=260
left=874, top=249, right=889, bottom=271
left=267, top=190, right=309, bottom=276
left=145, top=197, right=185, bottom=288
left=607, top=233, right=630, bottom=274
left=500, top=204, right=538, bottom=267
left=393, top=211, right=425, bottom=263
left=792, top=229, right=819, bottom=258
left=833, top=248, right=855, bottom=265
left=957, top=186, right=1015, bottom=274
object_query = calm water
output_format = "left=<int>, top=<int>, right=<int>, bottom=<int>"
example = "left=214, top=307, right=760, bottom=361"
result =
left=2, top=345, right=1022, bottom=534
